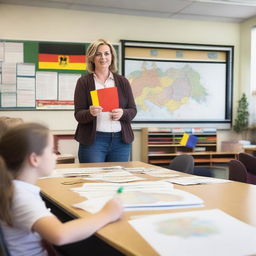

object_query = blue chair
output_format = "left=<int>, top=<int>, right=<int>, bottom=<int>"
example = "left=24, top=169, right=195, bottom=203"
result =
left=0, top=225, right=11, bottom=256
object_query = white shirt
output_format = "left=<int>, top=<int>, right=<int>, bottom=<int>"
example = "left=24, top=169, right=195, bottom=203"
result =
left=93, top=72, right=121, bottom=132
left=1, top=180, right=53, bottom=256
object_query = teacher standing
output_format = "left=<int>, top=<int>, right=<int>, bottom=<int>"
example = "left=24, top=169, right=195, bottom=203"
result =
left=74, top=39, right=137, bottom=163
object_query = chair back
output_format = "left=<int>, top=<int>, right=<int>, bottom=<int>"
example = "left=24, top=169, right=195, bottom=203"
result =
left=247, top=172, right=256, bottom=185
left=228, top=160, right=247, bottom=183
left=168, top=154, right=194, bottom=174
left=0, top=225, right=11, bottom=256
left=238, top=153, right=256, bottom=175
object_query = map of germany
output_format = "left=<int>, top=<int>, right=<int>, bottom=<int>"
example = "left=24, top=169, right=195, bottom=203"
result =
left=125, top=60, right=226, bottom=121
left=128, top=62, right=207, bottom=112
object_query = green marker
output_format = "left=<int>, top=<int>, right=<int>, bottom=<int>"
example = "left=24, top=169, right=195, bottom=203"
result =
left=116, top=186, right=124, bottom=194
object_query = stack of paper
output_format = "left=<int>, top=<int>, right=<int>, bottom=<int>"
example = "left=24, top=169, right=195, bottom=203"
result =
left=72, top=181, right=203, bottom=213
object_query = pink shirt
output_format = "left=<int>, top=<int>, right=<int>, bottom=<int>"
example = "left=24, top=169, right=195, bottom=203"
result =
left=93, top=72, right=121, bottom=132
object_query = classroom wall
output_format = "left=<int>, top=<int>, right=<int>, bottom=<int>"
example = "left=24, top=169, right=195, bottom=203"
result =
left=240, top=17, right=256, bottom=124
left=0, top=4, right=243, bottom=160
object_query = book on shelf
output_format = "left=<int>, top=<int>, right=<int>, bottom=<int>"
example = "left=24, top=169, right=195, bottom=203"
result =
left=194, top=147, right=207, bottom=152
left=202, top=128, right=217, bottom=133
left=192, top=128, right=204, bottom=133
left=148, top=128, right=171, bottom=132
left=191, top=128, right=216, bottom=133
left=172, top=128, right=193, bottom=133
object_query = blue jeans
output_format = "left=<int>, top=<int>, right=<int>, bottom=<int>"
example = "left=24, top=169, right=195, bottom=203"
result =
left=78, top=132, right=131, bottom=163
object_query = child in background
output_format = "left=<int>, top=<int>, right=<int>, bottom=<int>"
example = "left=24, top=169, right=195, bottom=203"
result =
left=0, top=123, right=123, bottom=256
left=0, top=116, right=23, bottom=139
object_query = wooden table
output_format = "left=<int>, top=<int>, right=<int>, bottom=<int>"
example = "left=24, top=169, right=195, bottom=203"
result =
left=37, top=161, right=256, bottom=256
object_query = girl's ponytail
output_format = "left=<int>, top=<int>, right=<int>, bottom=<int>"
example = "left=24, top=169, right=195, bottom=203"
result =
left=0, top=156, right=14, bottom=226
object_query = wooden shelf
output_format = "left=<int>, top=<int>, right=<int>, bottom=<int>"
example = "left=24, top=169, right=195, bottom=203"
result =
left=142, top=128, right=237, bottom=167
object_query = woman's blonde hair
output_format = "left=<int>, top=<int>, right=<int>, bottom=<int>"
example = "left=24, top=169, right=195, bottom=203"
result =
left=86, top=39, right=117, bottom=73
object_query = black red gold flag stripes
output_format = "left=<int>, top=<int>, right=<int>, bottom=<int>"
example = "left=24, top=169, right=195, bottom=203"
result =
left=38, top=43, right=86, bottom=70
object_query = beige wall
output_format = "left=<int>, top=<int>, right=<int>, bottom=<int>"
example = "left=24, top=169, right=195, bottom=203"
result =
left=0, top=4, right=246, bottom=160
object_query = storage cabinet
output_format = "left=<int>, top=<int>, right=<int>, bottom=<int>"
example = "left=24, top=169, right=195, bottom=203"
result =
left=141, top=128, right=237, bottom=167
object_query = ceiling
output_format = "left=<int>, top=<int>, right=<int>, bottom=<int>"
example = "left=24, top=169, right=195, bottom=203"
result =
left=1, top=0, right=256, bottom=22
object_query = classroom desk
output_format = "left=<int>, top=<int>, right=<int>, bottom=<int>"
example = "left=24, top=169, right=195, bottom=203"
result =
left=37, top=161, right=256, bottom=256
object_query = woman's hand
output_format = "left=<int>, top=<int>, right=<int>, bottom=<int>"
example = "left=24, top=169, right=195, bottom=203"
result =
left=89, top=106, right=103, bottom=116
left=111, top=108, right=123, bottom=121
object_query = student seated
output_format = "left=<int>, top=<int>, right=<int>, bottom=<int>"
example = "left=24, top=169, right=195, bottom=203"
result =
left=0, top=123, right=123, bottom=256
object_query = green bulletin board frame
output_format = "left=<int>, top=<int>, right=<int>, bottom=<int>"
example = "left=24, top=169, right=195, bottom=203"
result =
left=0, top=39, right=120, bottom=110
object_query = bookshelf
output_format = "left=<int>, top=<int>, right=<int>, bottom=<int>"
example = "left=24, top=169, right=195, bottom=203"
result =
left=141, top=128, right=237, bottom=167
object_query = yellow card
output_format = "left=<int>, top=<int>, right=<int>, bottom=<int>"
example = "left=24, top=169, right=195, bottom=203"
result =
left=90, top=90, right=99, bottom=106
left=180, top=133, right=189, bottom=146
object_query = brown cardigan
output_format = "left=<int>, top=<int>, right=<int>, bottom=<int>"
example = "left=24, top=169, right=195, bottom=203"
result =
left=74, top=73, right=137, bottom=146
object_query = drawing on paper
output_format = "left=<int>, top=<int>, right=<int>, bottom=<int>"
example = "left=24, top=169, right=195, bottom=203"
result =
left=156, top=216, right=219, bottom=238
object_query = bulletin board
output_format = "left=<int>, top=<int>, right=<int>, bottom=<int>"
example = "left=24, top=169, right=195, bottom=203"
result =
left=0, top=40, right=120, bottom=110
left=121, top=40, right=233, bottom=127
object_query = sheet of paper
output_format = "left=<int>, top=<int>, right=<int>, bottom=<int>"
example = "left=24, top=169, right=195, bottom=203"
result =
left=0, top=83, right=16, bottom=93
left=166, top=176, right=231, bottom=185
left=145, top=169, right=180, bottom=178
left=83, top=170, right=144, bottom=183
left=16, top=77, right=35, bottom=107
left=72, top=181, right=173, bottom=194
left=122, top=167, right=146, bottom=173
left=129, top=209, right=256, bottom=256
left=40, top=166, right=124, bottom=178
left=73, top=188, right=203, bottom=213
left=4, top=42, right=23, bottom=63
left=17, top=90, right=35, bottom=107
left=17, top=63, right=35, bottom=77
left=2, top=62, right=16, bottom=84
left=1, top=93, right=16, bottom=107
left=36, top=71, right=58, bottom=100
left=17, top=76, right=35, bottom=90
left=84, top=175, right=145, bottom=183
left=58, top=73, right=80, bottom=101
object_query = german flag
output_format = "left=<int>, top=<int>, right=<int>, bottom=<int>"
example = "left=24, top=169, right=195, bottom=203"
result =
left=38, top=43, right=86, bottom=70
